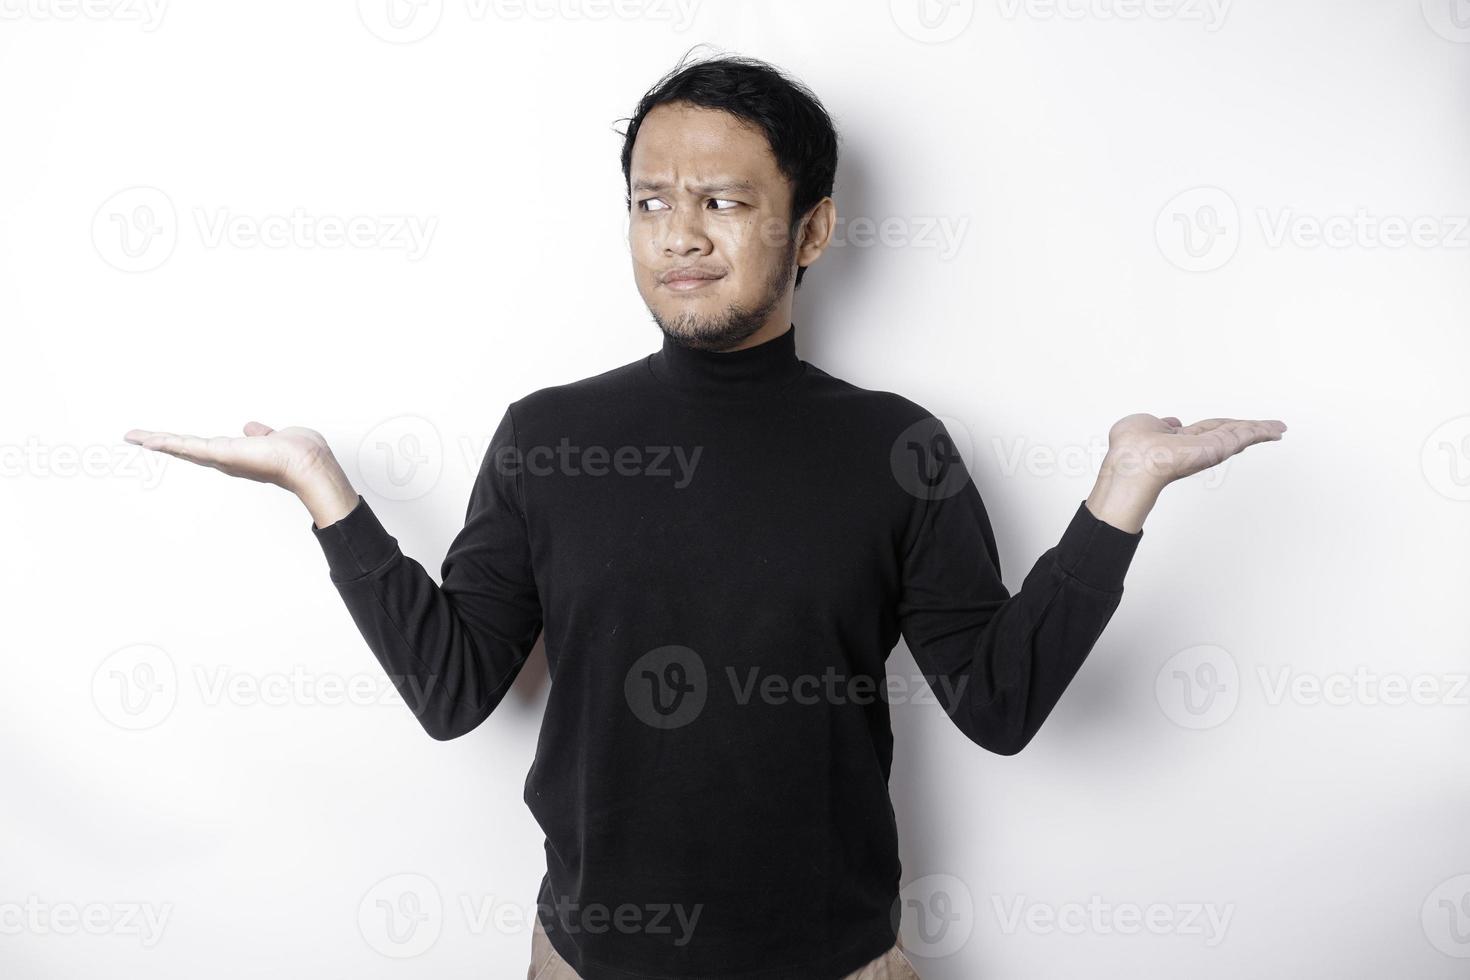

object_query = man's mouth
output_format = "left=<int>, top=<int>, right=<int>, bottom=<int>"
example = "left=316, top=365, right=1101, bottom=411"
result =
left=661, top=268, right=725, bottom=290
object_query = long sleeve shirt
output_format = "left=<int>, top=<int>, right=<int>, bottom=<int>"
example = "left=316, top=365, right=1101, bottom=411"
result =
left=310, top=322, right=1143, bottom=979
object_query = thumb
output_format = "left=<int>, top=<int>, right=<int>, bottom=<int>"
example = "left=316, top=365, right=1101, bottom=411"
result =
left=243, top=421, right=275, bottom=437
left=1161, top=416, right=1182, bottom=428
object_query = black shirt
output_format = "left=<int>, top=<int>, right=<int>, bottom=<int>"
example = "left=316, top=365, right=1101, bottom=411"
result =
left=311, top=322, right=1143, bottom=979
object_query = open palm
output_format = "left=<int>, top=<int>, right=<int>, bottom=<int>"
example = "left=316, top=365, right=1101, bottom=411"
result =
left=1105, top=414, right=1287, bottom=487
left=122, top=422, right=331, bottom=493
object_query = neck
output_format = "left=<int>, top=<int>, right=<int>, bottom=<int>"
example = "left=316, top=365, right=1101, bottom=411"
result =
left=721, top=318, right=793, bottom=351
left=649, top=321, right=805, bottom=397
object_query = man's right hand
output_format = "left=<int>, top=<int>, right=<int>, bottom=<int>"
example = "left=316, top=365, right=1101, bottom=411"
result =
left=122, top=422, right=361, bottom=528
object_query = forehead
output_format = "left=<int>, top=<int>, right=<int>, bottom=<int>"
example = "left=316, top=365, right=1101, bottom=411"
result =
left=629, top=102, right=785, bottom=194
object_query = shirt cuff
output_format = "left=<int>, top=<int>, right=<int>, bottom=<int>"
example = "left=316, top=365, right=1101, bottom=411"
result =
left=1054, top=498, right=1144, bottom=593
left=310, top=494, right=400, bottom=583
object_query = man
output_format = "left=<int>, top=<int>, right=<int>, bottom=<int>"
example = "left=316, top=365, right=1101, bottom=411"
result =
left=124, top=52, right=1285, bottom=980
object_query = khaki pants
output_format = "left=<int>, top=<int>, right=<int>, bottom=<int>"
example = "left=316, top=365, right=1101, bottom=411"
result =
left=527, top=914, right=922, bottom=979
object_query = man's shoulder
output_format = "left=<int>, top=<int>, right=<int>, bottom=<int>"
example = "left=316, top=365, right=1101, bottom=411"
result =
left=802, top=362, right=943, bottom=428
left=504, top=353, right=650, bottom=420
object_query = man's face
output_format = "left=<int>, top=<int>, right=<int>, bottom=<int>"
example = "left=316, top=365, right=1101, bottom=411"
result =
left=628, top=101, right=802, bottom=351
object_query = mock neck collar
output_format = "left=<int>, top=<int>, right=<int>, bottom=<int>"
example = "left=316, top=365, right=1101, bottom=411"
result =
left=647, top=322, right=805, bottom=397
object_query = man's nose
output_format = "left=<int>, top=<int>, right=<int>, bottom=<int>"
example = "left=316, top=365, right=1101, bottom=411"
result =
left=662, top=203, right=712, bottom=254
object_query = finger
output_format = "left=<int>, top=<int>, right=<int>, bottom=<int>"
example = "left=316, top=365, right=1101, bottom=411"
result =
left=1175, top=423, right=1251, bottom=466
left=243, top=421, right=274, bottom=437
left=1183, top=417, right=1286, bottom=437
left=1177, top=418, right=1230, bottom=436
left=1216, top=420, right=1284, bottom=454
left=123, top=429, right=176, bottom=447
left=139, top=432, right=224, bottom=467
left=1161, top=416, right=1182, bottom=428
left=1225, top=419, right=1285, bottom=444
left=1250, top=419, right=1288, bottom=441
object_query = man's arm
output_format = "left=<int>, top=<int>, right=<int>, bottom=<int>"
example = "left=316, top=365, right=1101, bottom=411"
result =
left=124, top=407, right=543, bottom=741
left=898, top=478, right=1142, bottom=755
left=896, top=412, right=1284, bottom=755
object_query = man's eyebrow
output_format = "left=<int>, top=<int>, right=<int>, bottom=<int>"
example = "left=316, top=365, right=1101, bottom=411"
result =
left=632, top=178, right=759, bottom=195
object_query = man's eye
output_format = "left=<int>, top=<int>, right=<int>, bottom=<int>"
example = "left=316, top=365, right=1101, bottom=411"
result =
left=636, top=198, right=739, bottom=212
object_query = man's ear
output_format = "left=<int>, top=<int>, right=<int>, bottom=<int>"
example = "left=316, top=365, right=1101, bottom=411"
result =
left=797, top=197, right=837, bottom=270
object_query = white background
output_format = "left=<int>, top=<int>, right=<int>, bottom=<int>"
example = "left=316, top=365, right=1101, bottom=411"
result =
left=3, top=1, right=1469, bottom=976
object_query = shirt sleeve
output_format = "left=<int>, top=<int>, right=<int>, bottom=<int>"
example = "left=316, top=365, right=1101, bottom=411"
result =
left=311, top=405, right=543, bottom=740
left=896, top=419, right=1142, bottom=755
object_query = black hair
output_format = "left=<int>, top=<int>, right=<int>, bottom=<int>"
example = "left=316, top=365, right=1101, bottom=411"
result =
left=617, top=47, right=840, bottom=289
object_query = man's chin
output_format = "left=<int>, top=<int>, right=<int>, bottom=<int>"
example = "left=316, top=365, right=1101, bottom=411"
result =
left=651, top=308, right=765, bottom=352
